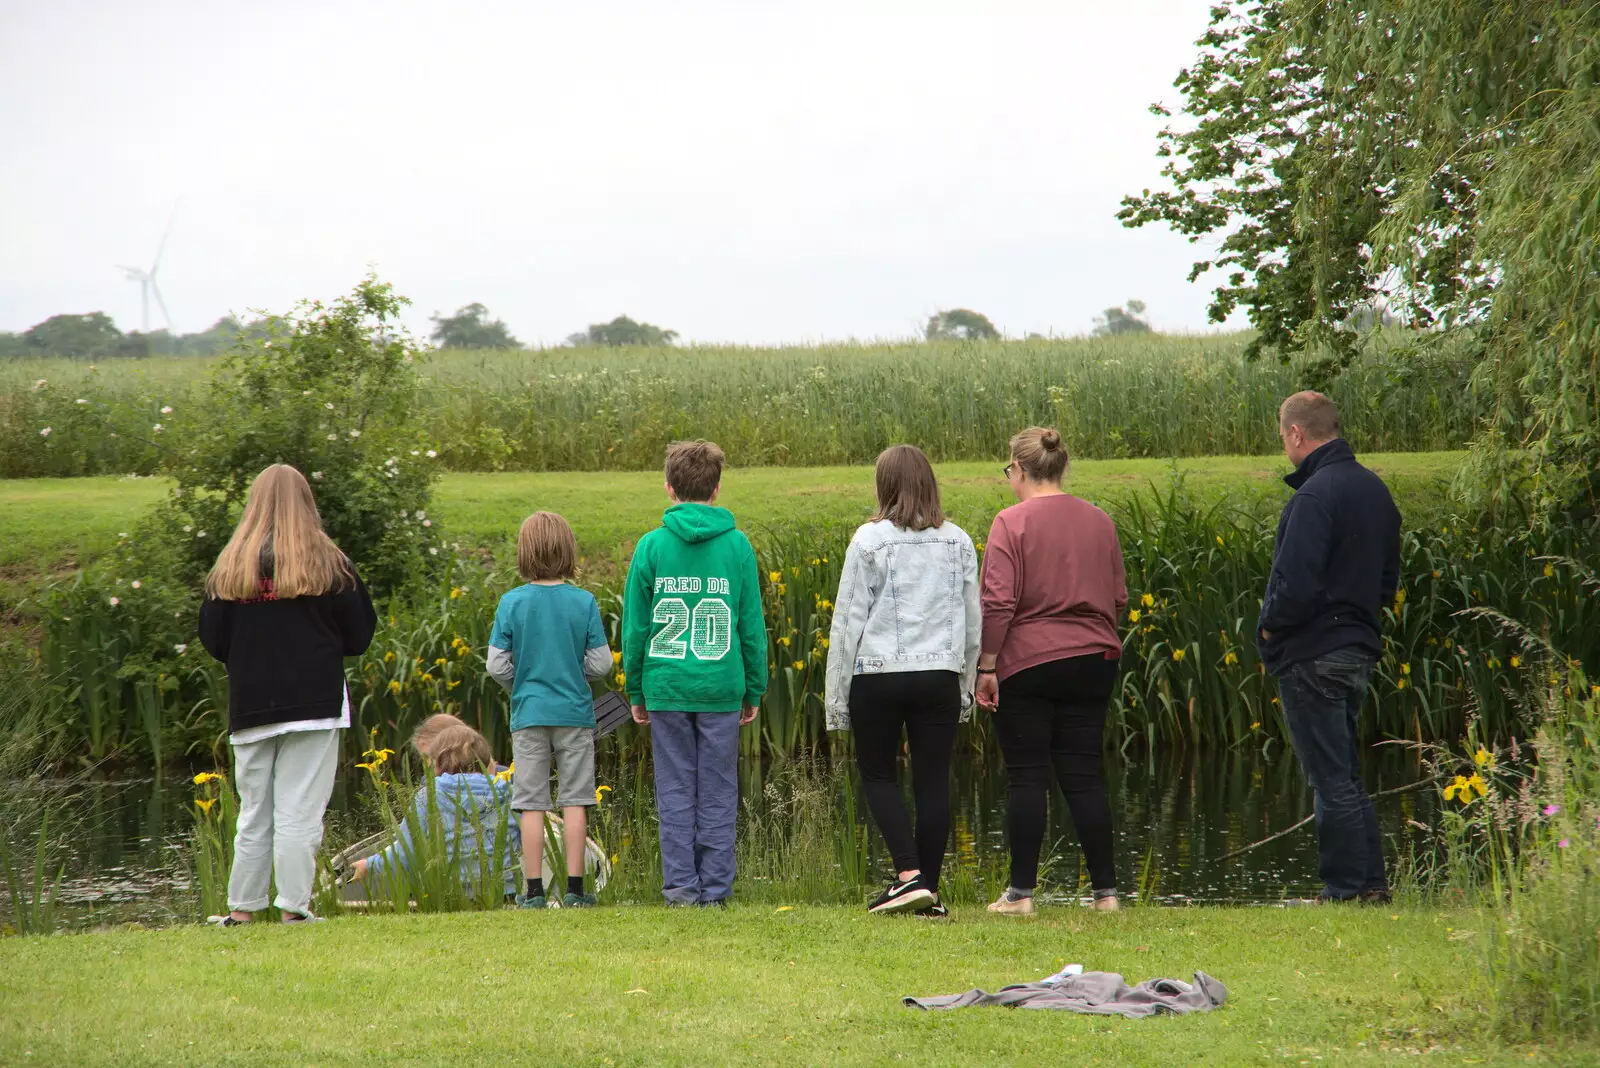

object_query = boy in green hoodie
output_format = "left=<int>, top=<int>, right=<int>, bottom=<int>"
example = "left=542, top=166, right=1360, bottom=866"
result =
left=623, top=440, right=768, bottom=906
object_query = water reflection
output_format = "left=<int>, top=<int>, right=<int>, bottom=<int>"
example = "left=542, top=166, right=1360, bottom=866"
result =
left=2, top=746, right=1435, bottom=927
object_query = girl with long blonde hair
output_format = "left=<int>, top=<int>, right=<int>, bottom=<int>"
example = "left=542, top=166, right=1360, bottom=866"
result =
left=198, top=463, right=377, bottom=926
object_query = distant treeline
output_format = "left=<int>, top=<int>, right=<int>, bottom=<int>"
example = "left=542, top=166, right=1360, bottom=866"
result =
left=0, top=312, right=268, bottom=361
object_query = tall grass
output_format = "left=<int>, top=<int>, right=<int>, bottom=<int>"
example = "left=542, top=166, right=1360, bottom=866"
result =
left=2, top=333, right=1480, bottom=476
left=1402, top=671, right=1600, bottom=1042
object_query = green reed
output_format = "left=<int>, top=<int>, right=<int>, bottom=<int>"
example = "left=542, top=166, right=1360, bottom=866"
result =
left=27, top=486, right=1599, bottom=766
left=0, top=808, right=65, bottom=936
left=188, top=770, right=238, bottom=919
left=2, top=333, right=1480, bottom=477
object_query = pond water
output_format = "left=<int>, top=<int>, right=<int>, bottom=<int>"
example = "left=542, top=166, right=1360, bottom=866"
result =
left=1, top=744, right=1436, bottom=929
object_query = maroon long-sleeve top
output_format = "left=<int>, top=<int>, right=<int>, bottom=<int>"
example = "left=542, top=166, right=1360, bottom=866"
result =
left=980, top=494, right=1127, bottom=682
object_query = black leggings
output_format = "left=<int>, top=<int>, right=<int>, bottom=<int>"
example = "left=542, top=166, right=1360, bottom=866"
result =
left=995, top=654, right=1119, bottom=894
left=849, top=670, right=960, bottom=893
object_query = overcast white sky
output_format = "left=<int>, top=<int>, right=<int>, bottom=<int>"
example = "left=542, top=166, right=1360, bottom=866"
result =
left=0, top=0, right=1237, bottom=345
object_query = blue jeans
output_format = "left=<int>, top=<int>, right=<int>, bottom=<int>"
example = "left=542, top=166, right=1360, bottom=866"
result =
left=650, top=711, right=741, bottom=904
left=1276, top=648, right=1388, bottom=900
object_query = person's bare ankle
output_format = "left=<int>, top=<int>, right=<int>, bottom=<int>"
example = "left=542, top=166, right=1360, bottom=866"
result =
left=229, top=910, right=252, bottom=922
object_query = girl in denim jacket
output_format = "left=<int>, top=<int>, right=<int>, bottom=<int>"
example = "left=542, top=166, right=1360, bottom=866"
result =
left=824, top=445, right=980, bottom=916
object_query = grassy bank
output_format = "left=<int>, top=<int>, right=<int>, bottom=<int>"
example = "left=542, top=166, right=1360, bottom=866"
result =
left=0, top=904, right=1570, bottom=1065
left=0, top=451, right=1466, bottom=583
left=1, top=333, right=1481, bottom=477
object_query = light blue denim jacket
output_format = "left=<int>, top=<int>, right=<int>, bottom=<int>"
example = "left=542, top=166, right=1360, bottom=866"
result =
left=823, top=519, right=981, bottom=730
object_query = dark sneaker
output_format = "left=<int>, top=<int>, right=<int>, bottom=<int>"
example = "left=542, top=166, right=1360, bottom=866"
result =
left=913, top=897, right=950, bottom=919
left=869, top=877, right=934, bottom=914
left=1359, top=888, right=1393, bottom=905
left=696, top=898, right=728, bottom=910
left=519, top=895, right=548, bottom=910
left=563, top=892, right=598, bottom=908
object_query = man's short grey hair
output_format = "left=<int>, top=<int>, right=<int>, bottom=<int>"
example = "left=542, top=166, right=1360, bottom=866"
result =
left=1279, top=391, right=1341, bottom=441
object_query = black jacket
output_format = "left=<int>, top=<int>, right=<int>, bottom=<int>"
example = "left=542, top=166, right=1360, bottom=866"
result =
left=1256, top=438, right=1401, bottom=676
left=198, top=571, right=378, bottom=733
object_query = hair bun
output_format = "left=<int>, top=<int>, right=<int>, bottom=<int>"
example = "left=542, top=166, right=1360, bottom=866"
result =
left=1041, top=429, right=1061, bottom=451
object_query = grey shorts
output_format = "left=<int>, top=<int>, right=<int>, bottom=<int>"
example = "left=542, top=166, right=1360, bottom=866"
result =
left=511, top=726, right=596, bottom=811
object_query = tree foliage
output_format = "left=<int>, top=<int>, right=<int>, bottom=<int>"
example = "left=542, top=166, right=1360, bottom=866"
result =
left=568, top=316, right=678, bottom=347
left=1093, top=300, right=1152, bottom=337
left=159, top=277, right=442, bottom=593
left=1124, top=0, right=1599, bottom=518
left=429, top=303, right=520, bottom=350
left=924, top=308, right=999, bottom=341
left=1, top=313, right=267, bottom=359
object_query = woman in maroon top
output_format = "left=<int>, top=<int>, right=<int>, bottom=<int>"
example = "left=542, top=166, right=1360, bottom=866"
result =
left=976, top=426, right=1127, bottom=914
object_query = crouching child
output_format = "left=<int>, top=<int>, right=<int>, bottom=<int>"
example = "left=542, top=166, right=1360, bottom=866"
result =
left=351, top=724, right=521, bottom=900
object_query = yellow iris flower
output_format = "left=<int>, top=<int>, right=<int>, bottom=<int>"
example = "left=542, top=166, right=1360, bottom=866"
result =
left=192, top=771, right=224, bottom=786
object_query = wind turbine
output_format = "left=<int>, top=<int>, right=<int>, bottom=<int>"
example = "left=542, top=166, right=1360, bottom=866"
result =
left=117, top=211, right=176, bottom=334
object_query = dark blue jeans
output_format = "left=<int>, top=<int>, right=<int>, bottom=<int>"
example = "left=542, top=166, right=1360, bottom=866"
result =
left=1276, top=647, right=1388, bottom=900
left=650, top=710, right=741, bottom=905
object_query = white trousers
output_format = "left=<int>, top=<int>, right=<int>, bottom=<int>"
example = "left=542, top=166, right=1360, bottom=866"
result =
left=227, top=728, right=341, bottom=915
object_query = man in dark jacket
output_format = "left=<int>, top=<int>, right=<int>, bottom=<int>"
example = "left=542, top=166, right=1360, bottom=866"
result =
left=1257, top=391, right=1400, bottom=903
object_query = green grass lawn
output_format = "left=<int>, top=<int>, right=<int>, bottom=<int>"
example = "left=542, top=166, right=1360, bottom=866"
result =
left=0, top=452, right=1464, bottom=581
left=0, top=904, right=1569, bottom=1065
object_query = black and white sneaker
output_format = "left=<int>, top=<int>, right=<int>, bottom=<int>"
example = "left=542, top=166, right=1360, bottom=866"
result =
left=913, top=897, right=950, bottom=919
left=868, top=877, right=935, bottom=914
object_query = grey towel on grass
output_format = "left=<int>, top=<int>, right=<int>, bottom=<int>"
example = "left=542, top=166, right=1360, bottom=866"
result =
left=903, top=970, right=1227, bottom=1018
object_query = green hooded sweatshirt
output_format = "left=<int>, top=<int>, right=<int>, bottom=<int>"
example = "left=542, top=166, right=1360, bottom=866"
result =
left=622, top=503, right=769, bottom=713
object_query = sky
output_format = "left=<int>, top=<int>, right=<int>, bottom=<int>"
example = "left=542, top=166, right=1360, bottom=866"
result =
left=0, top=0, right=1238, bottom=345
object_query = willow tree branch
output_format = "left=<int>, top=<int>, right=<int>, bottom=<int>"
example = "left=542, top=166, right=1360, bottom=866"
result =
left=1217, top=774, right=1442, bottom=862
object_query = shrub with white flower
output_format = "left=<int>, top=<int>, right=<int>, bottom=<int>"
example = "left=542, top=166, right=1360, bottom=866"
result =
left=153, top=275, right=439, bottom=594
left=40, top=427, right=51, bottom=437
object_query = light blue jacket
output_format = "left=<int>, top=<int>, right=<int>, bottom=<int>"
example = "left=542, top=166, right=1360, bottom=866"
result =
left=365, top=772, right=522, bottom=894
left=823, top=519, right=981, bottom=730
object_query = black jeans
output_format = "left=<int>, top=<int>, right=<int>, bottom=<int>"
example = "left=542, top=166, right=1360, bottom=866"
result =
left=849, top=670, right=960, bottom=893
left=1277, top=647, right=1387, bottom=900
left=994, top=654, right=1119, bottom=894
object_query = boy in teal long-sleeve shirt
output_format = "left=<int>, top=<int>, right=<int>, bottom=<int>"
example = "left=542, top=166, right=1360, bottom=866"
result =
left=622, top=440, right=767, bottom=905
